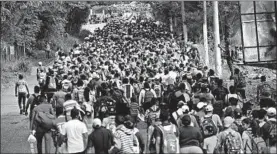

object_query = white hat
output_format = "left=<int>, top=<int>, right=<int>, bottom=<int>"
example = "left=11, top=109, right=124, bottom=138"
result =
left=224, top=116, right=234, bottom=128
left=205, top=105, right=214, bottom=112
left=93, top=118, right=102, bottom=128
left=267, top=107, right=276, bottom=116
left=197, top=102, right=207, bottom=109
left=38, top=62, right=42, bottom=65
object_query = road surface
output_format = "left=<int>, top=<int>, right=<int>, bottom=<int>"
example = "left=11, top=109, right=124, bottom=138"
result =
left=1, top=67, right=57, bottom=153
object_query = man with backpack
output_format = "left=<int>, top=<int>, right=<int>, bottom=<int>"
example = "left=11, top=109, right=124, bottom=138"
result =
left=257, top=76, right=272, bottom=102
left=215, top=116, right=243, bottom=154
left=15, top=74, right=30, bottom=115
left=233, top=68, right=246, bottom=99
left=152, top=77, right=164, bottom=102
left=200, top=105, right=223, bottom=136
left=139, top=82, right=156, bottom=112
left=51, top=86, right=67, bottom=114
left=260, top=107, right=277, bottom=147
left=73, top=79, right=85, bottom=104
left=150, top=110, right=179, bottom=154
left=25, top=86, right=41, bottom=124
left=45, top=69, right=58, bottom=103
left=30, top=95, right=55, bottom=154
left=212, top=79, right=229, bottom=108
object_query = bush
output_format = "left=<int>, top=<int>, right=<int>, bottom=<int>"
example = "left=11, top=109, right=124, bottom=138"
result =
left=1, top=58, right=31, bottom=73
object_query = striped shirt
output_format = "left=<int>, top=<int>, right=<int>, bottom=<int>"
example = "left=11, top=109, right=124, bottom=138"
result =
left=129, top=102, right=140, bottom=116
left=114, top=125, right=135, bottom=153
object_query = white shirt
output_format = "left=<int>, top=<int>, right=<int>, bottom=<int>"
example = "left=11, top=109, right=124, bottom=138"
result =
left=62, top=119, right=88, bottom=153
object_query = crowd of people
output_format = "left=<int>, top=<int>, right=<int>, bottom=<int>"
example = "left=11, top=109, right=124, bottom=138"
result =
left=16, top=15, right=277, bottom=154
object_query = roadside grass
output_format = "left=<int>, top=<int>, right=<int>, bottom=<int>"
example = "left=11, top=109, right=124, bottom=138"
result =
left=1, top=57, right=32, bottom=89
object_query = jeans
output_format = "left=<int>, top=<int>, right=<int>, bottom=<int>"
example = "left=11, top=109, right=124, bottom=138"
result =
left=18, top=92, right=26, bottom=111
left=35, top=130, right=52, bottom=154
left=180, top=146, right=203, bottom=154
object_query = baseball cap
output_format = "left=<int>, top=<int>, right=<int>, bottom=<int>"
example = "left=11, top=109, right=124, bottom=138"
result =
left=177, top=101, right=186, bottom=108
left=205, top=104, right=214, bottom=112
left=197, top=102, right=207, bottom=109
left=234, top=108, right=242, bottom=116
left=267, top=107, right=276, bottom=116
left=224, top=116, right=234, bottom=128
left=182, top=105, right=190, bottom=113
left=38, top=62, right=42, bottom=65
left=93, top=118, right=102, bottom=128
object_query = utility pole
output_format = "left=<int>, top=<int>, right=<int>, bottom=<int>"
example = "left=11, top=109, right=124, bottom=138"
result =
left=181, top=1, right=187, bottom=43
left=203, top=1, right=209, bottom=67
left=213, top=1, right=222, bottom=77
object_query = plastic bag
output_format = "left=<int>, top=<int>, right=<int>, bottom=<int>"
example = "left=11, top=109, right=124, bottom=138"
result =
left=27, top=134, right=36, bottom=143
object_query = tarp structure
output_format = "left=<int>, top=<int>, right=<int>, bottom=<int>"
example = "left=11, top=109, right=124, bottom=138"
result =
left=240, top=1, right=277, bottom=63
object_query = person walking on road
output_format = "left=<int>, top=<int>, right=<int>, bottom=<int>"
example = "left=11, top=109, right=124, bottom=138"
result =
left=30, top=95, right=54, bottom=154
left=25, top=86, right=41, bottom=123
left=86, top=118, right=115, bottom=154
left=61, top=107, right=88, bottom=154
left=15, top=73, right=30, bottom=115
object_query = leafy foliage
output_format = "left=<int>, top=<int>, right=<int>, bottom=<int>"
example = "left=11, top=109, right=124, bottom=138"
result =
left=1, top=1, right=98, bottom=53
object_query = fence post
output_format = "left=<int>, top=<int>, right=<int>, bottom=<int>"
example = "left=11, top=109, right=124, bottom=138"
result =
left=23, top=42, right=26, bottom=57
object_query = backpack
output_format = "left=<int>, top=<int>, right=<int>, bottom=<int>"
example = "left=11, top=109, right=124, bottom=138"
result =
left=245, top=132, right=267, bottom=154
left=30, top=94, right=41, bottom=112
left=147, top=107, right=160, bottom=126
left=233, top=121, right=244, bottom=136
left=154, top=84, right=162, bottom=98
left=237, top=73, right=246, bottom=88
left=144, top=89, right=154, bottom=104
left=130, top=102, right=140, bottom=116
left=223, top=131, right=241, bottom=154
left=106, top=100, right=116, bottom=115
left=259, top=83, right=272, bottom=96
left=213, top=101, right=224, bottom=118
left=48, top=76, right=57, bottom=89
left=124, top=84, right=132, bottom=99
left=201, top=115, right=218, bottom=138
left=112, top=89, right=128, bottom=104
left=35, top=111, right=55, bottom=130
left=267, top=121, right=277, bottom=146
left=157, top=124, right=179, bottom=153
left=76, top=87, right=85, bottom=103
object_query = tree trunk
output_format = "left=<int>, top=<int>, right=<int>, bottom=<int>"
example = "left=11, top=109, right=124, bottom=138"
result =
left=181, top=1, right=188, bottom=43
left=169, top=16, right=174, bottom=38
left=213, top=1, right=222, bottom=77
left=203, top=1, right=209, bottom=67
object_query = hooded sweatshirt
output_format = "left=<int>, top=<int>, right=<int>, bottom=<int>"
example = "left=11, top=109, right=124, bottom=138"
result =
left=114, top=125, right=136, bottom=153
